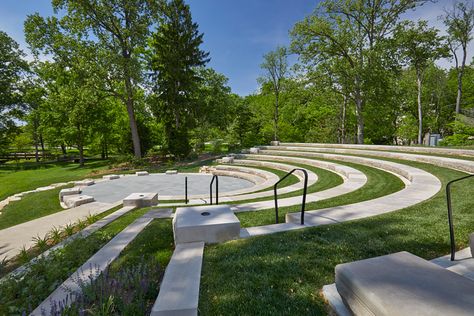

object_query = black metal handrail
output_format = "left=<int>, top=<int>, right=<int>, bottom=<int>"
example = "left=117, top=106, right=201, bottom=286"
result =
left=446, top=174, right=474, bottom=261
left=210, top=175, right=219, bottom=205
left=274, top=168, right=308, bottom=225
left=185, top=176, right=188, bottom=204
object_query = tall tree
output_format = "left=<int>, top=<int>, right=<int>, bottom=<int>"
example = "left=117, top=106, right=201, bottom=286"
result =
left=443, top=1, right=474, bottom=114
left=149, top=0, right=209, bottom=159
left=395, top=20, right=448, bottom=144
left=42, top=0, right=162, bottom=158
left=259, top=46, right=288, bottom=141
left=0, top=31, right=28, bottom=151
left=291, top=0, right=427, bottom=144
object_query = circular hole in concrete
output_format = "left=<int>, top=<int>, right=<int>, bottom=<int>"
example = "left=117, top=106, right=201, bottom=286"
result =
left=139, top=194, right=144, bottom=197
left=201, top=211, right=211, bottom=216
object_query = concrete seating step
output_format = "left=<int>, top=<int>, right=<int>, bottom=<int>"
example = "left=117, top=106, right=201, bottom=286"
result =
left=151, top=241, right=205, bottom=316
left=335, top=251, right=474, bottom=316
left=136, top=170, right=149, bottom=176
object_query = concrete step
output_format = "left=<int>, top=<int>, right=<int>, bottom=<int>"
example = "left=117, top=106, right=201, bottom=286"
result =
left=151, top=241, right=205, bottom=316
left=240, top=222, right=304, bottom=238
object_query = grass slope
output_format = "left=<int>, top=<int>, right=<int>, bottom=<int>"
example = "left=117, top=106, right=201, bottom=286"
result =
left=0, top=160, right=109, bottom=201
left=0, top=186, right=68, bottom=230
left=199, top=161, right=473, bottom=315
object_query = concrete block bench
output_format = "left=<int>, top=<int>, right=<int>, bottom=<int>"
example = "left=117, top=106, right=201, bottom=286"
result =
left=103, top=174, right=120, bottom=180
left=59, top=188, right=81, bottom=202
left=335, top=251, right=474, bottom=316
left=123, top=192, right=158, bottom=207
left=165, top=170, right=178, bottom=175
left=173, top=205, right=240, bottom=244
left=135, top=171, right=149, bottom=176
left=63, top=195, right=95, bottom=208
left=470, top=233, right=474, bottom=257
left=74, top=179, right=95, bottom=186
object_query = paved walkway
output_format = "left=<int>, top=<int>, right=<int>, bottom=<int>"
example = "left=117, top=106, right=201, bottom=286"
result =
left=0, top=201, right=120, bottom=261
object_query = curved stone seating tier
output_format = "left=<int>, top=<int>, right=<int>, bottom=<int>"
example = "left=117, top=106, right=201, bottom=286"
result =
left=208, top=161, right=318, bottom=203
left=233, top=152, right=440, bottom=221
left=227, top=159, right=318, bottom=183
left=262, top=145, right=474, bottom=174
left=230, top=155, right=368, bottom=213
left=278, top=142, right=474, bottom=158
left=226, top=159, right=319, bottom=190
left=257, top=150, right=422, bottom=182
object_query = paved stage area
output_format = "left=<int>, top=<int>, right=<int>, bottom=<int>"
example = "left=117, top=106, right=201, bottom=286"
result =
left=81, top=173, right=255, bottom=203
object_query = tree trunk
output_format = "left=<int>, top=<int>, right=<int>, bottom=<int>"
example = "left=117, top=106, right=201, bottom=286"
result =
left=78, top=143, right=84, bottom=167
left=354, top=85, right=364, bottom=144
left=40, top=134, right=45, bottom=159
left=61, top=143, right=67, bottom=156
left=340, top=95, right=347, bottom=144
left=274, top=92, right=279, bottom=141
left=34, top=129, right=39, bottom=163
left=417, top=71, right=423, bottom=145
left=455, top=45, right=467, bottom=114
left=125, top=79, right=142, bottom=158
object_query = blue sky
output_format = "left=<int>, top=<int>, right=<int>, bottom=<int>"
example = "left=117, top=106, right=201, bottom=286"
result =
left=0, top=0, right=471, bottom=96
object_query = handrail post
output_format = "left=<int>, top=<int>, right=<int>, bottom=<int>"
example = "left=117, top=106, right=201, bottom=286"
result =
left=274, top=168, right=309, bottom=225
left=210, top=175, right=218, bottom=205
left=300, top=169, right=308, bottom=225
left=185, top=176, right=188, bottom=204
left=446, top=174, right=474, bottom=261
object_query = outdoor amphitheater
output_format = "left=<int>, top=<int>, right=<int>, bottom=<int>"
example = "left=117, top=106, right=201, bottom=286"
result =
left=1, top=142, right=474, bottom=315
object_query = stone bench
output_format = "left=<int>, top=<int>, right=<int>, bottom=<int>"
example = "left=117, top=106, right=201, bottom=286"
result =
left=470, top=233, right=474, bottom=257
left=135, top=171, right=149, bottom=176
left=63, top=195, right=94, bottom=208
left=335, top=251, right=474, bottom=316
left=173, top=205, right=240, bottom=244
left=123, top=192, right=158, bottom=207
left=74, top=179, right=95, bottom=186
left=59, top=188, right=82, bottom=202
left=103, top=174, right=120, bottom=180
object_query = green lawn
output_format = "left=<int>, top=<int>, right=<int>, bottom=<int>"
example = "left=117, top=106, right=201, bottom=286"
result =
left=0, top=160, right=110, bottom=201
left=199, top=161, right=473, bottom=315
left=0, top=186, right=68, bottom=230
